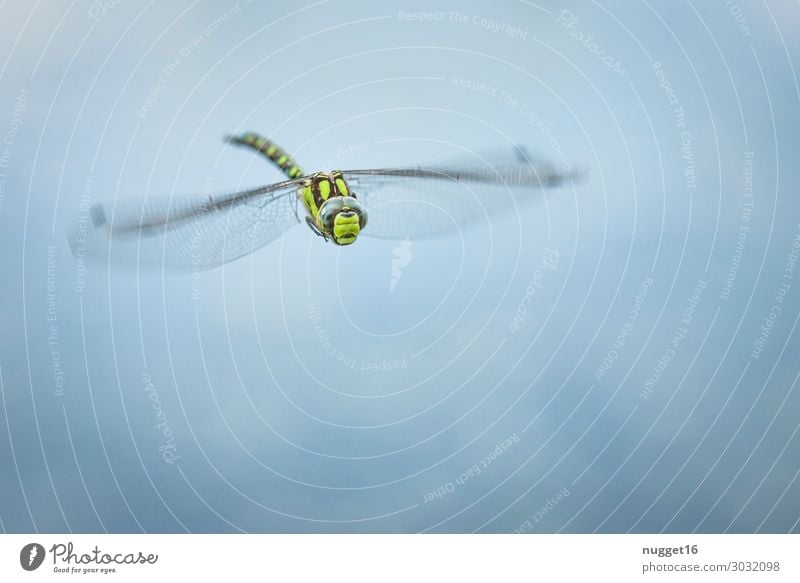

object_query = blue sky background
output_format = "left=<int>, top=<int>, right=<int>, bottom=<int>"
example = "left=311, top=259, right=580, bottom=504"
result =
left=0, top=0, right=798, bottom=533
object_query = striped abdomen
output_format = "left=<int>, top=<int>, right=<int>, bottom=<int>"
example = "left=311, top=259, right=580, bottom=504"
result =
left=230, top=132, right=304, bottom=179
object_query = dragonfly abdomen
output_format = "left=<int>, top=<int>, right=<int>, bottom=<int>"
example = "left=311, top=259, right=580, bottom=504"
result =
left=228, top=132, right=304, bottom=179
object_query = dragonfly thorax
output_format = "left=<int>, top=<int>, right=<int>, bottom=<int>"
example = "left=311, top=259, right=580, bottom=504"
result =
left=301, top=171, right=367, bottom=245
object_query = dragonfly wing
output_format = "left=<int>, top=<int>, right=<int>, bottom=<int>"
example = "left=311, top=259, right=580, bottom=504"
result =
left=342, top=149, right=578, bottom=240
left=411, top=145, right=555, bottom=171
left=68, top=181, right=304, bottom=271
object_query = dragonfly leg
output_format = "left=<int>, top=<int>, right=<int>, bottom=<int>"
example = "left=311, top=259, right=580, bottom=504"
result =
left=305, top=216, right=329, bottom=242
left=225, top=132, right=305, bottom=179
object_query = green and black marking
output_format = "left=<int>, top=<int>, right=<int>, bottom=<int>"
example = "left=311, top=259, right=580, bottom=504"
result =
left=302, top=171, right=363, bottom=245
left=301, top=170, right=350, bottom=217
left=228, top=132, right=305, bottom=179
left=227, top=132, right=366, bottom=245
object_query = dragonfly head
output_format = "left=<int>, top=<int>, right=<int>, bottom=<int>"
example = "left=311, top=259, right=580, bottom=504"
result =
left=317, top=196, right=368, bottom=246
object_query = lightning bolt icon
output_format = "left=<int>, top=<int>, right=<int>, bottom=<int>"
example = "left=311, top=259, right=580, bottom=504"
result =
left=390, top=238, right=413, bottom=293
left=29, top=546, right=38, bottom=567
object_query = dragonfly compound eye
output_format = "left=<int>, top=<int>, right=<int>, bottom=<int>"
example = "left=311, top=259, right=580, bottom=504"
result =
left=342, top=196, right=368, bottom=230
left=318, top=197, right=346, bottom=231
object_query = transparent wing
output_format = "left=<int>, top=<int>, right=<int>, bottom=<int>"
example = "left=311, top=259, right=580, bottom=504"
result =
left=342, top=147, right=580, bottom=240
left=68, top=180, right=305, bottom=271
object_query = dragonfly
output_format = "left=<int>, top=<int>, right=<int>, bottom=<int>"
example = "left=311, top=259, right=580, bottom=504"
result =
left=69, top=132, right=580, bottom=271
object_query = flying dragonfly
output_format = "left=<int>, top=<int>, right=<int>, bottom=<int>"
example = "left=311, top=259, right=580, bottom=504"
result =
left=69, top=132, right=580, bottom=271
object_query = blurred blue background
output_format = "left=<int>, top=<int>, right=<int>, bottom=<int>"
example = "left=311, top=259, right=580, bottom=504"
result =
left=0, top=0, right=798, bottom=533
